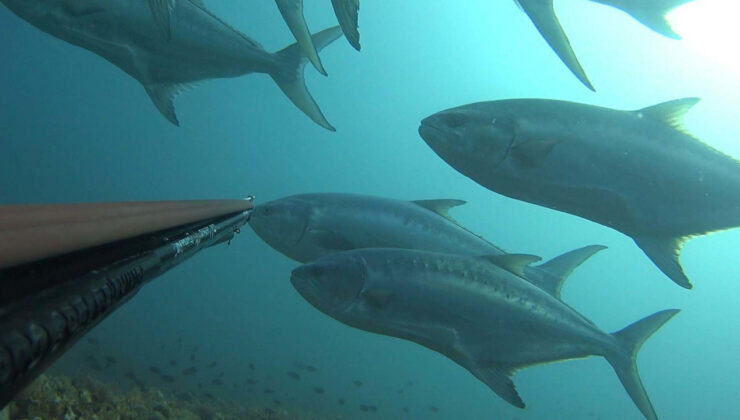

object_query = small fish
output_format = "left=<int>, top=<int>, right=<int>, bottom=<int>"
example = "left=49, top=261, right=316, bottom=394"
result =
left=273, top=400, right=282, bottom=406
left=406, top=381, right=414, bottom=387
left=189, top=354, right=195, bottom=362
left=182, top=367, right=197, bottom=375
left=303, top=365, right=317, bottom=372
left=360, top=405, right=369, bottom=412
left=247, top=379, right=256, bottom=385
left=402, top=407, right=409, bottom=413
left=249, top=363, right=255, bottom=371
left=161, top=375, right=175, bottom=383
left=208, top=361, right=218, bottom=368
left=217, top=372, right=224, bottom=378
left=149, top=366, right=162, bottom=375
left=287, top=371, right=301, bottom=380
left=203, top=393, right=215, bottom=400
left=263, top=389, right=275, bottom=394
left=353, top=380, right=363, bottom=387
left=368, top=405, right=378, bottom=412
left=211, top=379, right=223, bottom=386
left=312, top=386, right=325, bottom=394
left=89, top=363, right=103, bottom=372
left=396, top=389, right=404, bottom=394
left=430, top=406, right=439, bottom=413
left=338, top=398, right=345, bottom=405
left=169, top=360, right=177, bottom=367
left=105, top=356, right=117, bottom=365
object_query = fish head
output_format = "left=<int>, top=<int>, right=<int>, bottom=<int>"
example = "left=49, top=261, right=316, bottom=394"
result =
left=419, top=103, right=518, bottom=172
left=249, top=196, right=312, bottom=257
left=291, top=253, right=366, bottom=315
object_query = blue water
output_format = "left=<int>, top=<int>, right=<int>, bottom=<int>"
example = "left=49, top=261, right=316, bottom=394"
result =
left=1, top=1, right=739, bottom=419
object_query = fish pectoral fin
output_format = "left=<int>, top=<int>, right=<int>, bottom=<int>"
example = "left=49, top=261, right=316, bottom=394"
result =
left=144, top=83, right=193, bottom=126
left=306, top=229, right=355, bottom=251
left=361, top=288, right=395, bottom=309
left=480, top=254, right=542, bottom=278
left=633, top=235, right=692, bottom=289
left=535, top=245, right=607, bottom=299
left=331, top=0, right=361, bottom=51
left=412, top=199, right=466, bottom=222
left=148, top=0, right=177, bottom=40
left=510, top=138, right=559, bottom=167
left=469, top=365, right=525, bottom=409
left=634, top=98, right=700, bottom=137
left=516, top=0, right=594, bottom=90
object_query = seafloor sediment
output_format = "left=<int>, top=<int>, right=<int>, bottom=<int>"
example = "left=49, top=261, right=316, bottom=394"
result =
left=4, top=374, right=343, bottom=420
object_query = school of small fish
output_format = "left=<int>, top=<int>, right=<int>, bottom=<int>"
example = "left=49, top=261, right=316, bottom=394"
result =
left=3, top=0, right=731, bottom=419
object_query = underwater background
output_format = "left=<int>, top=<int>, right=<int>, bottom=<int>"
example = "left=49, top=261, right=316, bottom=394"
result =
left=1, top=0, right=739, bottom=419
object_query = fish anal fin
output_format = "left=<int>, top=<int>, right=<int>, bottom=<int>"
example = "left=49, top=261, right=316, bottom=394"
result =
left=412, top=199, right=466, bottom=222
left=469, top=365, right=525, bottom=408
left=635, top=98, right=700, bottom=136
left=362, top=288, right=395, bottom=309
left=534, top=245, right=607, bottom=299
left=481, top=254, right=542, bottom=278
left=633, top=235, right=692, bottom=289
left=307, top=228, right=355, bottom=251
left=516, top=0, right=594, bottom=90
left=144, top=83, right=194, bottom=126
left=511, top=138, right=559, bottom=167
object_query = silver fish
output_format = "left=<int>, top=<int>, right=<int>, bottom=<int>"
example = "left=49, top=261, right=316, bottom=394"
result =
left=419, top=97, right=738, bottom=288
left=249, top=193, right=605, bottom=298
left=515, top=0, right=694, bottom=90
left=291, top=248, right=679, bottom=420
left=1, top=0, right=342, bottom=129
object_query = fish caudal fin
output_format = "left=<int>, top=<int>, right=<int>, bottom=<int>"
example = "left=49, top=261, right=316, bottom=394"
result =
left=275, top=0, right=327, bottom=76
left=534, top=245, right=607, bottom=299
left=633, top=235, right=692, bottom=289
left=331, top=0, right=361, bottom=51
left=606, top=309, right=680, bottom=420
left=271, top=26, right=342, bottom=131
left=602, top=0, right=693, bottom=39
left=516, top=0, right=595, bottom=91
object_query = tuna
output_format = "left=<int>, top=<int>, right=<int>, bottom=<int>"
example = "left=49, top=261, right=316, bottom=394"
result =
left=249, top=193, right=606, bottom=297
left=1, top=0, right=342, bottom=129
left=291, top=248, right=679, bottom=420
left=419, top=97, right=740, bottom=288
left=515, top=0, right=694, bottom=89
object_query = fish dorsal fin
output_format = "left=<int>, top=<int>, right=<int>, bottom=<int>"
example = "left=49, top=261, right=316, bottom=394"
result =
left=412, top=199, right=466, bottom=223
left=362, top=288, right=395, bottom=309
left=144, top=83, right=195, bottom=126
left=533, top=245, right=606, bottom=299
left=635, top=98, right=700, bottom=136
left=469, top=365, right=524, bottom=408
left=481, top=254, right=541, bottom=278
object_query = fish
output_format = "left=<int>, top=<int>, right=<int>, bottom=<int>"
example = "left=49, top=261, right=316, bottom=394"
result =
left=250, top=193, right=606, bottom=298
left=149, top=366, right=162, bottom=375
left=169, top=360, right=177, bottom=367
left=291, top=248, right=679, bottom=420
left=207, top=362, right=218, bottom=368
left=182, top=366, right=197, bottom=375
left=514, top=0, right=694, bottom=90
left=287, top=371, right=301, bottom=380
left=338, top=398, right=345, bottom=405
left=312, top=386, right=325, bottom=394
left=0, top=0, right=342, bottom=130
left=419, top=97, right=735, bottom=289
left=161, top=374, right=175, bottom=383
left=275, top=0, right=361, bottom=73
left=249, top=363, right=255, bottom=371
left=352, top=380, right=363, bottom=387
left=211, top=378, right=223, bottom=386
left=263, top=388, right=275, bottom=394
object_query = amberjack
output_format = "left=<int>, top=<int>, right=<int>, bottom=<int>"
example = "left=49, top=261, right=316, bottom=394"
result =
left=249, top=193, right=606, bottom=297
left=1, top=0, right=342, bottom=129
left=291, top=248, right=679, bottom=420
left=419, top=97, right=737, bottom=288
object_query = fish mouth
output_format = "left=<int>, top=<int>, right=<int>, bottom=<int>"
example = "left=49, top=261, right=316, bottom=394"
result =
left=290, top=266, right=322, bottom=303
left=418, top=121, right=445, bottom=145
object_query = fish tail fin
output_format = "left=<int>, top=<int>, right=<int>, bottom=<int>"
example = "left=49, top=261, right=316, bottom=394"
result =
left=516, top=0, right=595, bottom=90
left=633, top=235, right=692, bottom=289
left=606, top=309, right=680, bottom=420
left=331, top=0, right=361, bottom=50
left=275, top=0, right=327, bottom=75
left=271, top=26, right=342, bottom=131
left=604, top=0, right=693, bottom=39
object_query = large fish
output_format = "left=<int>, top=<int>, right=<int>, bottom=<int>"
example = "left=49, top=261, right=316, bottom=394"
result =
left=291, top=248, right=679, bottom=420
left=0, top=0, right=341, bottom=129
left=249, top=193, right=605, bottom=298
left=418, top=97, right=739, bottom=289
left=515, top=0, right=694, bottom=90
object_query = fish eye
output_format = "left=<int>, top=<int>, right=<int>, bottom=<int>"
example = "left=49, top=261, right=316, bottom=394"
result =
left=441, top=113, right=466, bottom=128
